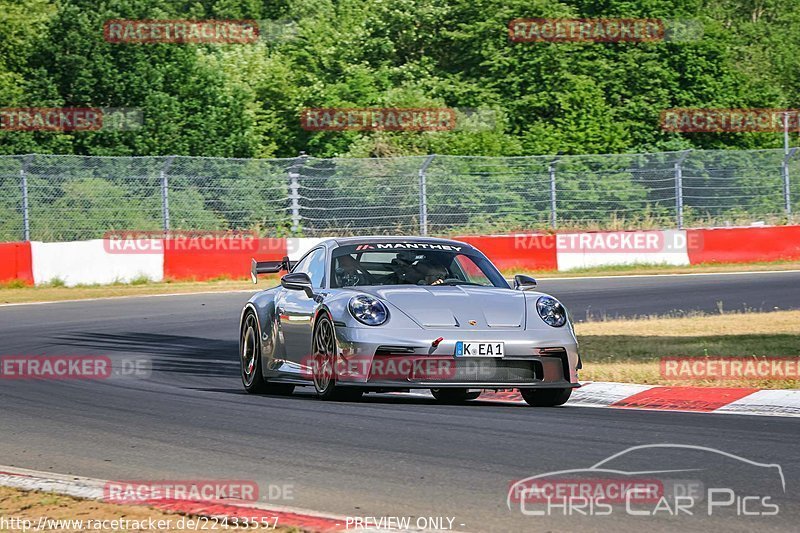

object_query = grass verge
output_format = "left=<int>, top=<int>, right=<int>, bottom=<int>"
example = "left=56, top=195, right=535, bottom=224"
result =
left=576, top=310, right=800, bottom=389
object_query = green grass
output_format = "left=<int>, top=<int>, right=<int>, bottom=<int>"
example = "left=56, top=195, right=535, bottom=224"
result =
left=0, top=279, right=27, bottom=289
left=129, top=274, right=152, bottom=285
left=576, top=310, right=800, bottom=388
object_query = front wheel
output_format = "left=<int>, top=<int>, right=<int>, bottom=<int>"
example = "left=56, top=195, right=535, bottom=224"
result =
left=520, top=387, right=572, bottom=407
left=431, top=388, right=481, bottom=404
left=312, top=315, right=361, bottom=401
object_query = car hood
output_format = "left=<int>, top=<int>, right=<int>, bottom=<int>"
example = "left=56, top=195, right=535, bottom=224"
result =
left=358, top=285, right=526, bottom=329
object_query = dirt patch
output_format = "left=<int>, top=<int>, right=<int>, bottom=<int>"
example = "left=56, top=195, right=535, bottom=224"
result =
left=0, top=486, right=294, bottom=532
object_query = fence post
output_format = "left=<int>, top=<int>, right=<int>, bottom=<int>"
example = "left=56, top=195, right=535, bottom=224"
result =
left=418, top=154, right=436, bottom=236
left=783, top=147, right=797, bottom=223
left=19, top=155, right=33, bottom=241
left=288, top=152, right=306, bottom=234
left=548, top=159, right=558, bottom=229
left=674, top=150, right=691, bottom=229
left=160, top=156, right=176, bottom=233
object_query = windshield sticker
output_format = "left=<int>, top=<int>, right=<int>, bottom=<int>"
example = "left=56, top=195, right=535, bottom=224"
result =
left=354, top=243, right=463, bottom=252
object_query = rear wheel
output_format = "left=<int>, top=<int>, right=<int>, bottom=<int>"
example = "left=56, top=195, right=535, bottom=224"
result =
left=312, top=315, right=362, bottom=401
left=240, top=311, right=294, bottom=395
left=431, top=388, right=481, bottom=404
left=520, top=387, right=571, bottom=407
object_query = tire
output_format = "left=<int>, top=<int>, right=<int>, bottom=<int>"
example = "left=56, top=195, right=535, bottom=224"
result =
left=431, top=388, right=481, bottom=404
left=520, top=387, right=572, bottom=407
left=240, top=310, right=294, bottom=395
left=312, top=315, right=361, bottom=401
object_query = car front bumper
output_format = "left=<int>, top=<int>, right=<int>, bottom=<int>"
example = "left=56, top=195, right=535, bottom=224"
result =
left=332, top=326, right=580, bottom=389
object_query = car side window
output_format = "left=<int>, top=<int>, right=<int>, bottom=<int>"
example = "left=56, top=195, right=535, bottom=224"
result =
left=305, top=248, right=327, bottom=288
left=293, top=248, right=326, bottom=289
left=291, top=254, right=312, bottom=275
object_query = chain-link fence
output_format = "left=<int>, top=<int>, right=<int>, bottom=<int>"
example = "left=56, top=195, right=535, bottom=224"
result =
left=0, top=149, right=797, bottom=241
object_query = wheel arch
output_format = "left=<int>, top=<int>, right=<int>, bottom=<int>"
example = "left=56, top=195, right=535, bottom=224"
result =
left=239, top=303, right=263, bottom=358
left=311, top=305, right=335, bottom=333
left=240, top=299, right=279, bottom=379
left=310, top=306, right=339, bottom=362
left=240, top=302, right=260, bottom=335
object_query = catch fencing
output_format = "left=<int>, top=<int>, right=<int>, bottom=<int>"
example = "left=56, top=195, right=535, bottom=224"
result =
left=0, top=149, right=797, bottom=241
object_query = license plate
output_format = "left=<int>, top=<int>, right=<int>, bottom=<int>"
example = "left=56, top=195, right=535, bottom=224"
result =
left=455, top=341, right=504, bottom=357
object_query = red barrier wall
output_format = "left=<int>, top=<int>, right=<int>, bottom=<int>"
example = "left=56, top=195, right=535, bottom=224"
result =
left=687, top=226, right=800, bottom=264
left=6, top=227, right=799, bottom=285
left=456, top=234, right=558, bottom=271
left=163, top=238, right=288, bottom=281
left=0, top=242, right=34, bottom=284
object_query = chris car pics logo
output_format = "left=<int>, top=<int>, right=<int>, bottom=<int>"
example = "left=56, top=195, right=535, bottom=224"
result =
left=508, top=444, right=785, bottom=518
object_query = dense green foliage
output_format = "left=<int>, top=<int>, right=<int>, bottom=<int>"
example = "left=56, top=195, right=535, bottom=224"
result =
left=1, top=1, right=798, bottom=240
left=1, top=0, right=799, bottom=158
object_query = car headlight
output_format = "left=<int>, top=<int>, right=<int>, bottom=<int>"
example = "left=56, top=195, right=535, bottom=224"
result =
left=536, top=296, right=567, bottom=327
left=349, top=295, right=388, bottom=326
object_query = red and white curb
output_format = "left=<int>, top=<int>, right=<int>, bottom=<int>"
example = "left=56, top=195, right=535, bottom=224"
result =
left=404, top=382, right=800, bottom=417
left=568, top=382, right=800, bottom=416
left=0, top=466, right=461, bottom=533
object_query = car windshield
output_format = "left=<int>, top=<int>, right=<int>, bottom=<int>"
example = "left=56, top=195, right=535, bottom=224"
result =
left=330, top=245, right=508, bottom=288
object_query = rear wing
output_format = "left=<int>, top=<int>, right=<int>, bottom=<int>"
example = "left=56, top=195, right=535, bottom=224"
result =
left=250, top=256, right=295, bottom=284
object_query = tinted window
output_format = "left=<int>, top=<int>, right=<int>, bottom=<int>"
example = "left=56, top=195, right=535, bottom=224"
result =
left=293, top=248, right=326, bottom=288
left=330, top=247, right=506, bottom=288
left=291, top=252, right=313, bottom=275
left=305, top=248, right=327, bottom=288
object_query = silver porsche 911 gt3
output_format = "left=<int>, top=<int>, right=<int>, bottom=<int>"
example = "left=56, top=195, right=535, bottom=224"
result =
left=239, top=237, right=581, bottom=406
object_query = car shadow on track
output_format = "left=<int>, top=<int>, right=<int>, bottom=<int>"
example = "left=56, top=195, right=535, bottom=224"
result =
left=189, top=385, right=531, bottom=408
left=53, top=332, right=239, bottom=378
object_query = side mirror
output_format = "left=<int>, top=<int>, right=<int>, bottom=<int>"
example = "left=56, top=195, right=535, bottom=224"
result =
left=513, top=274, right=537, bottom=291
left=281, top=272, right=314, bottom=298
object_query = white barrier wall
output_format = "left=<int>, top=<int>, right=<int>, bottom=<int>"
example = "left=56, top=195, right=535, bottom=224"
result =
left=30, top=240, right=164, bottom=286
left=555, top=230, right=691, bottom=271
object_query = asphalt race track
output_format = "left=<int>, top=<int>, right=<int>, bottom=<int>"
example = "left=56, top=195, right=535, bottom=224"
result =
left=541, top=270, right=800, bottom=320
left=1, top=271, right=799, bottom=532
